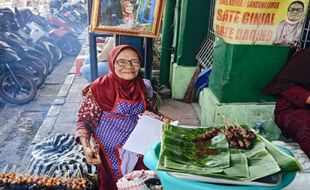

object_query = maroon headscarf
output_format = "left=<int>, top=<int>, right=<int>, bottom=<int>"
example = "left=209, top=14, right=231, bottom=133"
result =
left=90, top=45, right=146, bottom=111
left=264, top=48, right=310, bottom=96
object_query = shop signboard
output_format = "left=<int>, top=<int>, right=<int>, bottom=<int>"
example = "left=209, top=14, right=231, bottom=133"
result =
left=214, top=0, right=309, bottom=46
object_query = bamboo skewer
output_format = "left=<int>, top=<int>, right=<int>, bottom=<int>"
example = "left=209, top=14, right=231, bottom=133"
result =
left=51, top=169, right=57, bottom=178
left=77, top=167, right=82, bottom=179
left=9, top=165, right=16, bottom=173
left=2, top=164, right=8, bottom=173
left=222, top=115, right=232, bottom=128
left=235, top=122, right=242, bottom=128
left=0, top=167, right=88, bottom=190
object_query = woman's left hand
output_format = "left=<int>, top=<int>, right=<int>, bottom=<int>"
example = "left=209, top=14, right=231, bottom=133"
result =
left=142, top=110, right=172, bottom=124
left=141, top=110, right=161, bottom=120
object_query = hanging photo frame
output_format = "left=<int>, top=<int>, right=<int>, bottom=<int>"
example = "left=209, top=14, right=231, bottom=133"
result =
left=90, top=0, right=165, bottom=38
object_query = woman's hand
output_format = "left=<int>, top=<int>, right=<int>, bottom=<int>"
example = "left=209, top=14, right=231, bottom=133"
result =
left=83, top=145, right=101, bottom=165
left=142, top=110, right=161, bottom=120
left=79, top=137, right=101, bottom=165
left=142, top=110, right=172, bottom=124
left=162, top=116, right=172, bottom=124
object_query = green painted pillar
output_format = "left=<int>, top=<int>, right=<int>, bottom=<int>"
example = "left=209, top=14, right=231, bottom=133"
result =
left=159, top=0, right=176, bottom=85
left=172, top=0, right=181, bottom=63
left=169, top=0, right=213, bottom=99
left=175, top=0, right=211, bottom=66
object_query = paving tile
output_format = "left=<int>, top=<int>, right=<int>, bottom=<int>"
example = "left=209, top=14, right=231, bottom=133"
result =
left=160, top=99, right=200, bottom=126
left=32, top=117, right=57, bottom=143
left=46, top=105, right=62, bottom=117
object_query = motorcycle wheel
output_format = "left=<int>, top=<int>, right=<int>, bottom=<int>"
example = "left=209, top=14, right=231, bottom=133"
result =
left=40, top=39, right=63, bottom=65
left=58, top=34, right=81, bottom=56
left=26, top=56, right=49, bottom=77
left=11, top=63, right=45, bottom=87
left=0, top=72, right=37, bottom=104
left=28, top=49, right=54, bottom=74
left=49, top=42, right=63, bottom=64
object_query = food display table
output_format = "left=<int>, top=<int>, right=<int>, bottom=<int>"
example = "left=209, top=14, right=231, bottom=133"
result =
left=144, top=141, right=296, bottom=190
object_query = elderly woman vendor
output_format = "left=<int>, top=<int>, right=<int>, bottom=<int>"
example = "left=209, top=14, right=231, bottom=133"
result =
left=76, top=45, right=167, bottom=190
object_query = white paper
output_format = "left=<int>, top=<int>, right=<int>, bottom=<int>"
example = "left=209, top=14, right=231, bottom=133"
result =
left=123, top=115, right=164, bottom=155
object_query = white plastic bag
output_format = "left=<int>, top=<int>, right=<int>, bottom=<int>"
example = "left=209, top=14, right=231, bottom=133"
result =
left=116, top=170, right=159, bottom=190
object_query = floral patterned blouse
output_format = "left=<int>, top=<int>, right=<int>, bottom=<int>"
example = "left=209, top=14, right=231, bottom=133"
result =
left=76, top=84, right=161, bottom=140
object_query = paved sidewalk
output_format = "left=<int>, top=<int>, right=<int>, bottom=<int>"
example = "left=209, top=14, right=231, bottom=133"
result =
left=21, top=62, right=310, bottom=189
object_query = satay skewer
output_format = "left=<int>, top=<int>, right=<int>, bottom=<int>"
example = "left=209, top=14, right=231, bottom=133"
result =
left=222, top=115, right=232, bottom=128
left=9, top=165, right=16, bottom=173
left=77, top=167, right=82, bottom=179
left=2, top=164, right=8, bottom=173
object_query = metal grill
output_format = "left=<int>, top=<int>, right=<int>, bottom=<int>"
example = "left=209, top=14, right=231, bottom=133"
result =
left=195, top=0, right=216, bottom=69
left=300, top=8, right=310, bottom=49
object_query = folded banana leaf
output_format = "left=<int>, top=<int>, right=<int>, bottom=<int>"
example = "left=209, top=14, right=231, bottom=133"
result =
left=223, top=149, right=248, bottom=178
left=157, top=124, right=301, bottom=182
left=163, top=157, right=225, bottom=175
left=259, top=135, right=302, bottom=172
left=241, top=138, right=281, bottom=181
left=161, top=125, right=230, bottom=169
left=157, top=125, right=236, bottom=178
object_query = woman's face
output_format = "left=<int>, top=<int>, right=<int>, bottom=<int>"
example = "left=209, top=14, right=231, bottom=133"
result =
left=287, top=2, right=304, bottom=21
left=125, top=2, right=134, bottom=14
left=122, top=0, right=134, bottom=14
left=114, top=48, right=141, bottom=80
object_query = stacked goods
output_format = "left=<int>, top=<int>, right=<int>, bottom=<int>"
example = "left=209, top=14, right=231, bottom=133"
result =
left=193, top=126, right=256, bottom=149
left=0, top=171, right=88, bottom=190
left=157, top=124, right=302, bottom=181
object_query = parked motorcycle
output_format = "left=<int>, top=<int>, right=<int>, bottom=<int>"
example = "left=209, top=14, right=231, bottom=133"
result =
left=47, top=13, right=82, bottom=56
left=0, top=42, right=37, bottom=104
left=16, top=8, right=63, bottom=64
left=0, top=32, right=51, bottom=77
left=0, top=8, right=53, bottom=75
left=0, top=39, right=45, bottom=87
left=23, top=9, right=82, bottom=57
left=55, top=3, right=85, bottom=35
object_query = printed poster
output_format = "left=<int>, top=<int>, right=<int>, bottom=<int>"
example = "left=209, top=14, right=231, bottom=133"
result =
left=214, top=0, right=309, bottom=46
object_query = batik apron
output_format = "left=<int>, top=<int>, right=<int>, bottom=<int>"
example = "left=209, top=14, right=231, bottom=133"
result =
left=95, top=91, right=146, bottom=182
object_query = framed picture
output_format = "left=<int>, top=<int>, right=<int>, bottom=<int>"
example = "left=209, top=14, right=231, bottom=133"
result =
left=90, top=0, right=165, bottom=38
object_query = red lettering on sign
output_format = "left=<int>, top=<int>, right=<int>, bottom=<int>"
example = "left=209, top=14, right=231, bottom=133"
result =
left=242, top=12, right=275, bottom=25
left=216, top=9, right=241, bottom=23
left=215, top=24, right=235, bottom=39
left=235, top=28, right=273, bottom=41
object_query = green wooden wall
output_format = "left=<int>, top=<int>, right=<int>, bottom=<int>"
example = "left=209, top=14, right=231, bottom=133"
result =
left=175, top=0, right=211, bottom=66
left=209, top=39, right=291, bottom=103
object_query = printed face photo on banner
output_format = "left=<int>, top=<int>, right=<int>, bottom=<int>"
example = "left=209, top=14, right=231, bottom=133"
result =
left=213, top=0, right=308, bottom=46
left=90, top=0, right=165, bottom=38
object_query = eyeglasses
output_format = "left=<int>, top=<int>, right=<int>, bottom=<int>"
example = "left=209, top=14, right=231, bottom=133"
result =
left=115, top=59, right=141, bottom=67
left=288, top=8, right=303, bottom=12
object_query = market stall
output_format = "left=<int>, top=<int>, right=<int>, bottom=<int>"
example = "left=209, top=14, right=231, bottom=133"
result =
left=144, top=122, right=302, bottom=190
